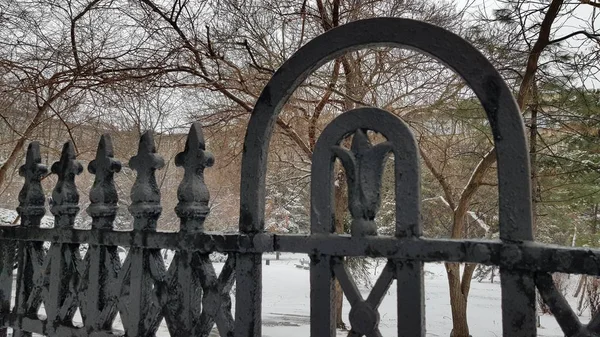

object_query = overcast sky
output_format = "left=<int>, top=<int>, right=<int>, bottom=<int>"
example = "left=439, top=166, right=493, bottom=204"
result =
left=456, top=0, right=599, bottom=88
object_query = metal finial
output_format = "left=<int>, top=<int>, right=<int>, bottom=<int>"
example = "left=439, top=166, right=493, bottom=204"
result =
left=174, top=122, right=214, bottom=232
left=128, top=131, right=164, bottom=230
left=50, top=141, right=83, bottom=227
left=87, top=134, right=122, bottom=228
left=17, top=142, right=48, bottom=226
left=332, top=129, right=392, bottom=236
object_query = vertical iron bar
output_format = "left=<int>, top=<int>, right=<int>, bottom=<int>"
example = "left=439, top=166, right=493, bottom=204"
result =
left=235, top=253, right=262, bottom=337
left=13, top=142, right=47, bottom=337
left=310, top=255, right=335, bottom=337
left=126, top=131, right=164, bottom=336
left=46, top=141, right=83, bottom=333
left=168, top=123, right=214, bottom=334
left=391, top=119, right=424, bottom=337
left=12, top=243, right=31, bottom=337
left=501, top=270, right=536, bottom=337
left=126, top=246, right=146, bottom=336
left=173, top=252, right=195, bottom=333
left=0, top=240, right=16, bottom=337
left=396, top=260, right=424, bottom=337
left=84, top=134, right=122, bottom=333
left=310, top=130, right=337, bottom=337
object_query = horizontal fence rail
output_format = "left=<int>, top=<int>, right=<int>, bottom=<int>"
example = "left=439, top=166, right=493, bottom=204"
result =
left=1, top=229, right=600, bottom=276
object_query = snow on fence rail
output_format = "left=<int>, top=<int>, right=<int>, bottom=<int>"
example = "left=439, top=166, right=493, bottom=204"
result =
left=2, top=17, right=600, bottom=337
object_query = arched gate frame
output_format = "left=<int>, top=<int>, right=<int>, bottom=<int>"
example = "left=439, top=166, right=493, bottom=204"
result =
left=0, top=17, right=599, bottom=337
left=238, top=18, right=600, bottom=337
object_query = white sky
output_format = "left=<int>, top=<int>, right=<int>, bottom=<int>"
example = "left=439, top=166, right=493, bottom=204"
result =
left=456, top=0, right=599, bottom=88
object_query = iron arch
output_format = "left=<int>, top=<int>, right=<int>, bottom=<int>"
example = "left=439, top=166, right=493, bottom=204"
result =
left=237, top=17, right=535, bottom=336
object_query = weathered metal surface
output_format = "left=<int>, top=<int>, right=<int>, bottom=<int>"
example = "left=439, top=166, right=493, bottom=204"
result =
left=121, top=131, right=165, bottom=336
left=81, top=134, right=122, bottom=333
left=309, top=107, right=424, bottom=336
left=4, top=231, right=600, bottom=274
left=242, top=16, right=533, bottom=337
left=45, top=142, right=83, bottom=334
left=164, top=123, right=235, bottom=337
left=16, top=142, right=48, bottom=227
left=50, top=141, right=83, bottom=228
left=87, top=134, right=122, bottom=228
left=13, top=142, right=48, bottom=337
left=332, top=128, right=391, bottom=237
left=0, top=240, right=15, bottom=337
left=0, top=17, right=596, bottom=337
left=175, top=122, right=214, bottom=233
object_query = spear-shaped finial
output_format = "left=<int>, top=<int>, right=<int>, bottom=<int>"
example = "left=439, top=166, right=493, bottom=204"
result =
left=175, top=122, right=215, bottom=232
left=87, top=134, right=122, bottom=229
left=128, top=131, right=164, bottom=231
left=50, top=141, right=83, bottom=228
left=17, top=142, right=48, bottom=227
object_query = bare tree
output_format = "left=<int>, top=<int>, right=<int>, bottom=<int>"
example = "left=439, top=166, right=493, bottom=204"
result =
left=416, top=0, right=600, bottom=335
left=0, top=0, right=198, bottom=193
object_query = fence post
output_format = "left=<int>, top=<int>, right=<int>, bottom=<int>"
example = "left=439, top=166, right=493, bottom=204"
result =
left=124, top=131, right=165, bottom=336
left=164, top=122, right=235, bottom=336
left=13, top=142, right=48, bottom=337
left=0, top=240, right=16, bottom=337
left=45, top=141, right=83, bottom=333
left=81, top=134, right=122, bottom=332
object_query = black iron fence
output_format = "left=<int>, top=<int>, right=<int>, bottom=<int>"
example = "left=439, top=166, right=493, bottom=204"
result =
left=1, top=17, right=600, bottom=337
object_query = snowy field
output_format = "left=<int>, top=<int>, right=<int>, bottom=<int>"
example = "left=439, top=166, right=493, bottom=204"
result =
left=4, top=252, right=589, bottom=336
left=255, top=253, right=586, bottom=337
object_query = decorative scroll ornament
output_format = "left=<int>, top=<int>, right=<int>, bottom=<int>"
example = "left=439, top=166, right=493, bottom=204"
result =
left=128, top=131, right=165, bottom=230
left=332, top=129, right=392, bottom=236
left=50, top=141, right=83, bottom=228
left=87, top=134, right=122, bottom=228
left=17, top=142, right=48, bottom=226
left=175, top=122, right=215, bottom=232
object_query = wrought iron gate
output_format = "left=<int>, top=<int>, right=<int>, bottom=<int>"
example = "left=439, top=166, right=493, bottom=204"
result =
left=1, top=17, right=599, bottom=337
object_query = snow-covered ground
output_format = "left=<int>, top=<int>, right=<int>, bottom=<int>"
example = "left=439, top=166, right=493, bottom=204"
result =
left=258, top=253, right=587, bottom=337
left=4, top=252, right=589, bottom=336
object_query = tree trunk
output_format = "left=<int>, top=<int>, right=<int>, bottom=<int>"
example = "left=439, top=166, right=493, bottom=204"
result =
left=575, top=275, right=586, bottom=297
left=528, top=84, right=543, bottom=327
left=529, top=85, right=539, bottom=235
left=334, top=167, right=348, bottom=329
left=334, top=278, right=345, bottom=329
left=447, top=262, right=470, bottom=337
left=447, top=206, right=482, bottom=336
left=578, top=276, right=588, bottom=313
